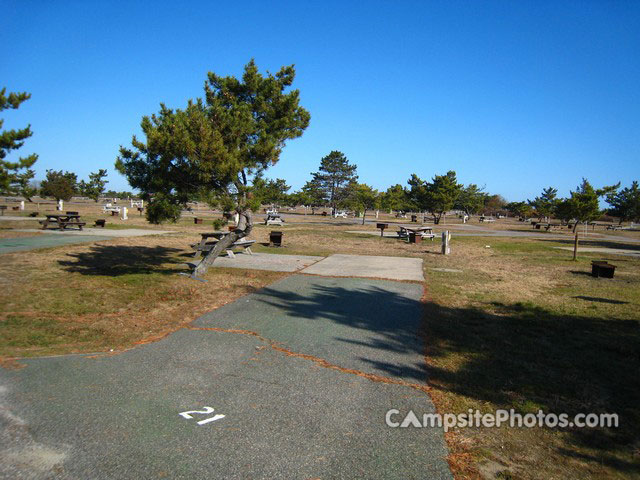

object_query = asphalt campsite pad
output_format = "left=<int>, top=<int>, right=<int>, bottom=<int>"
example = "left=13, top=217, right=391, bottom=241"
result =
left=0, top=229, right=174, bottom=254
left=1, top=275, right=452, bottom=479
left=0, top=234, right=113, bottom=254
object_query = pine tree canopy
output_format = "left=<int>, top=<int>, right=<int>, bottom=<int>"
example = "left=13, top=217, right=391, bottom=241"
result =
left=0, top=87, right=38, bottom=196
left=116, top=60, right=310, bottom=223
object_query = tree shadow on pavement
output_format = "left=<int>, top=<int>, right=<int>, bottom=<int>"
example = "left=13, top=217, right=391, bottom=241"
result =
left=257, top=282, right=429, bottom=383
left=58, top=244, right=185, bottom=276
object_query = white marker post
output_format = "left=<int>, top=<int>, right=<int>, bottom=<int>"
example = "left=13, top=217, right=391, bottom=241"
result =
left=122, top=207, right=128, bottom=220
left=57, top=199, right=63, bottom=211
left=20, top=200, right=24, bottom=210
left=442, top=230, right=451, bottom=255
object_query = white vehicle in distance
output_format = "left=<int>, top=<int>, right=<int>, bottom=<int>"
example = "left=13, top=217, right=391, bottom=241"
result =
left=334, top=210, right=348, bottom=218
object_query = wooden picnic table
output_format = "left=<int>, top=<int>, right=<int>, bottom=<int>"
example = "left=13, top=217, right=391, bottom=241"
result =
left=191, top=231, right=256, bottom=259
left=39, top=213, right=86, bottom=231
left=398, top=225, right=433, bottom=234
left=192, top=231, right=232, bottom=258
left=398, top=225, right=435, bottom=242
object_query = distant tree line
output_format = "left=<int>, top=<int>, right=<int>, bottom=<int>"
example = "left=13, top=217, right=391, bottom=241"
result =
left=252, top=151, right=638, bottom=229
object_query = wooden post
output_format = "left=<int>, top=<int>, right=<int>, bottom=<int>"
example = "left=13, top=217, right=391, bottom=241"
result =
left=573, top=232, right=579, bottom=261
left=442, top=230, right=451, bottom=255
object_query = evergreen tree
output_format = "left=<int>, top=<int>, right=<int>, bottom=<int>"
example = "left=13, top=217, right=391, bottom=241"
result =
left=455, top=184, right=485, bottom=215
left=606, top=181, right=640, bottom=224
left=408, top=171, right=462, bottom=224
left=40, top=170, right=78, bottom=202
left=347, top=183, right=378, bottom=224
left=299, top=179, right=326, bottom=214
left=528, top=187, right=558, bottom=221
left=559, top=179, right=619, bottom=231
left=506, top=201, right=532, bottom=218
left=116, top=60, right=309, bottom=277
left=0, top=87, right=38, bottom=198
left=79, top=169, right=109, bottom=202
left=310, top=151, right=357, bottom=214
left=380, top=184, right=411, bottom=212
left=252, top=174, right=290, bottom=207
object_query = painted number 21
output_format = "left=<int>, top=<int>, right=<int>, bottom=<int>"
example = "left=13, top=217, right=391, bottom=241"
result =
left=179, top=406, right=226, bottom=425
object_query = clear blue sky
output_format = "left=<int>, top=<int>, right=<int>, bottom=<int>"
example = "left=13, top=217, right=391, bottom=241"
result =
left=3, top=0, right=639, bottom=201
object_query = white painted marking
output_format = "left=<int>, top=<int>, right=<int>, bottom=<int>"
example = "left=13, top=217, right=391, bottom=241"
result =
left=179, top=406, right=225, bottom=426
left=197, top=414, right=226, bottom=425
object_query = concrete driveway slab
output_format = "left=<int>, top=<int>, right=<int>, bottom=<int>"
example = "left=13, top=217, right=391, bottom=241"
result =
left=301, top=254, right=424, bottom=281
left=209, top=252, right=322, bottom=272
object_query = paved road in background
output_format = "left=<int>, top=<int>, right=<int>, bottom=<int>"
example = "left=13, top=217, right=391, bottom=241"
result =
left=1, top=275, right=452, bottom=480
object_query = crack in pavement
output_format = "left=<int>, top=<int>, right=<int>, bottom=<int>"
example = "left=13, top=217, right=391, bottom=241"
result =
left=187, top=327, right=432, bottom=395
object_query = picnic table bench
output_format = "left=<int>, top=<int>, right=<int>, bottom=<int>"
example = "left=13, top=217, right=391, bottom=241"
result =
left=397, top=225, right=435, bottom=242
left=103, top=204, right=121, bottom=216
left=265, top=213, right=284, bottom=225
left=191, top=232, right=256, bottom=258
left=39, top=213, right=86, bottom=231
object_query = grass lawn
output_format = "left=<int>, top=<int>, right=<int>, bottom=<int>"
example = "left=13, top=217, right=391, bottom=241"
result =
left=0, top=218, right=638, bottom=478
left=421, top=236, right=640, bottom=479
left=0, top=234, right=285, bottom=360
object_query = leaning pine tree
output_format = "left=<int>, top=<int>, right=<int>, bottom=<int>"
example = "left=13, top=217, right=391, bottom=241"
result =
left=116, top=60, right=310, bottom=278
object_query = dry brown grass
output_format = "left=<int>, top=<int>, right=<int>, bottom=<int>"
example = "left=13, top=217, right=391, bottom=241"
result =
left=0, top=234, right=285, bottom=359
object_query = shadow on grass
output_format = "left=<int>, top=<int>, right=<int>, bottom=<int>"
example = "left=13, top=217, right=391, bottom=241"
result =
left=256, top=282, right=639, bottom=472
left=574, top=295, right=629, bottom=305
left=58, top=244, right=184, bottom=275
left=425, top=300, right=639, bottom=470
left=540, top=238, right=640, bottom=252
left=569, top=270, right=594, bottom=277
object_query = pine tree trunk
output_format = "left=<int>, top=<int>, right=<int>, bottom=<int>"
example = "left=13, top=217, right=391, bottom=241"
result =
left=191, top=209, right=253, bottom=278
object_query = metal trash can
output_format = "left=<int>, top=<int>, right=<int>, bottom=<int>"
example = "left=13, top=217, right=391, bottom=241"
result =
left=591, top=261, right=616, bottom=278
left=270, top=231, right=283, bottom=246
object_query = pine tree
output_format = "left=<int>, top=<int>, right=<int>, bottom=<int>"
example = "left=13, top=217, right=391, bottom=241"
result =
left=79, top=169, right=109, bottom=202
left=310, top=151, right=358, bottom=214
left=606, top=181, right=640, bottom=224
left=116, top=60, right=310, bottom=277
left=408, top=171, right=462, bottom=224
left=0, top=87, right=38, bottom=198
